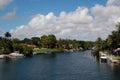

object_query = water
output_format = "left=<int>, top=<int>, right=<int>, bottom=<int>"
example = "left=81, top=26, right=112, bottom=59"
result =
left=0, top=50, right=120, bottom=80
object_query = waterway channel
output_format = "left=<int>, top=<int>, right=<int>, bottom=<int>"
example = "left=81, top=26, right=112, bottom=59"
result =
left=0, top=50, right=120, bottom=80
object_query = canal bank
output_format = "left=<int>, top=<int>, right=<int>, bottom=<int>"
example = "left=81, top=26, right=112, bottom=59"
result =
left=99, top=51, right=120, bottom=64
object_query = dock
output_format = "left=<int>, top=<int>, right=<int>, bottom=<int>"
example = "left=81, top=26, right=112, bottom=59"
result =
left=107, top=55, right=119, bottom=63
left=99, top=51, right=119, bottom=64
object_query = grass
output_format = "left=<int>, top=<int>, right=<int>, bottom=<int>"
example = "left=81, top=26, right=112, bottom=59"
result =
left=33, top=48, right=62, bottom=54
left=115, top=56, right=120, bottom=60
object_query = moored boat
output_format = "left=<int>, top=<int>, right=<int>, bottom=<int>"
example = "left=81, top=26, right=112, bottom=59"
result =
left=0, top=55, right=5, bottom=59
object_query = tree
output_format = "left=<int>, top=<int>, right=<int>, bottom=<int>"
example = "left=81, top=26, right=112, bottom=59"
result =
left=12, top=38, right=21, bottom=43
left=22, top=45, right=33, bottom=57
left=95, top=37, right=103, bottom=51
left=106, top=35, right=113, bottom=48
left=13, top=43, right=24, bottom=53
left=0, top=37, right=13, bottom=54
left=84, top=41, right=94, bottom=50
left=94, top=22, right=120, bottom=52
left=48, top=34, right=57, bottom=48
left=108, top=23, right=120, bottom=49
left=40, top=34, right=57, bottom=48
left=57, top=39, right=70, bottom=49
left=40, top=35, right=49, bottom=48
left=4, top=32, right=11, bottom=38
left=31, top=37, right=40, bottom=46
left=22, top=38, right=31, bottom=44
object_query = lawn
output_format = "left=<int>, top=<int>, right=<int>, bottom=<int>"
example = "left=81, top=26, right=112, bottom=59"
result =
left=33, top=48, right=62, bottom=54
left=115, top=56, right=120, bottom=60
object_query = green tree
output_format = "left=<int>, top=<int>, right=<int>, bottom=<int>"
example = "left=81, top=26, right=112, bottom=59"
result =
left=95, top=37, right=104, bottom=51
left=40, top=35, right=49, bottom=48
left=108, top=23, right=120, bottom=49
left=106, top=35, right=113, bottom=48
left=40, top=34, right=57, bottom=48
left=22, top=45, right=33, bottom=57
left=48, top=34, right=57, bottom=48
left=31, top=37, right=40, bottom=46
left=4, top=32, right=11, bottom=38
left=22, top=38, right=32, bottom=44
left=13, top=43, right=24, bottom=53
left=57, top=39, right=70, bottom=49
left=12, top=38, right=21, bottom=43
left=0, top=37, right=13, bottom=54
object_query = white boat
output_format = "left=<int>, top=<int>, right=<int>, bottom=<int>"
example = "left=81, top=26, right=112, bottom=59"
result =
left=100, top=54, right=107, bottom=59
left=10, top=53, right=24, bottom=57
left=99, top=52, right=107, bottom=62
left=0, top=55, right=5, bottom=59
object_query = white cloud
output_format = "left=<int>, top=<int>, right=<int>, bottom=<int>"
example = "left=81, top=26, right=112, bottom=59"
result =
left=11, top=7, right=94, bottom=40
left=0, top=0, right=13, bottom=10
left=115, top=18, right=120, bottom=23
left=10, top=0, right=120, bottom=41
left=0, top=29, right=4, bottom=36
left=91, top=5, right=120, bottom=22
left=2, top=8, right=16, bottom=20
left=91, top=4, right=120, bottom=35
left=107, top=0, right=120, bottom=6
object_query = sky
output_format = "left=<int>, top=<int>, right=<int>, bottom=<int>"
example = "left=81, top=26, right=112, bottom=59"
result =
left=0, top=0, right=120, bottom=41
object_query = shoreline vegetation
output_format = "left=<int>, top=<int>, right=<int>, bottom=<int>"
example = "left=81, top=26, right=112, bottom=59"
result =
left=0, top=33, right=93, bottom=59
left=92, top=23, right=120, bottom=63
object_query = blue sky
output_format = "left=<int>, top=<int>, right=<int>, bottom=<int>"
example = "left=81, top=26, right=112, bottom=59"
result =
left=0, top=0, right=106, bottom=31
left=0, top=0, right=120, bottom=41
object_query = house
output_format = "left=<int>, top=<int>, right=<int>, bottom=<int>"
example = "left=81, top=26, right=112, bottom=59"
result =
left=26, top=44, right=37, bottom=48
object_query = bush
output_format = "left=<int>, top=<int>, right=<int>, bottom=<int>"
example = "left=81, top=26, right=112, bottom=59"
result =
left=22, top=45, right=33, bottom=57
left=13, top=43, right=24, bottom=53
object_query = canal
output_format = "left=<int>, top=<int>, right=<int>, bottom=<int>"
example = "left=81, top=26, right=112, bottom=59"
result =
left=0, top=50, right=120, bottom=80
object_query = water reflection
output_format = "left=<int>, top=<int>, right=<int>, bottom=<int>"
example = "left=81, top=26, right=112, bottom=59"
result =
left=42, top=53, right=57, bottom=59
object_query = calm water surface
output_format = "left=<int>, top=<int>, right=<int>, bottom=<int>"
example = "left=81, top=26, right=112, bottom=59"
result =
left=0, top=50, right=120, bottom=80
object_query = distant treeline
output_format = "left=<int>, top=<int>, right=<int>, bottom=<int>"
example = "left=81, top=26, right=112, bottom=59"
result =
left=0, top=33, right=94, bottom=56
left=21, top=34, right=94, bottom=50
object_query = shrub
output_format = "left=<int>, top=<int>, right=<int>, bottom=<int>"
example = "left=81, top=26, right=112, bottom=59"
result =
left=22, top=45, right=33, bottom=57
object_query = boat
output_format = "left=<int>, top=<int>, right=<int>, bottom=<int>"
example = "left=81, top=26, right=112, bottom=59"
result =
left=0, top=55, right=5, bottom=59
left=9, top=51, right=24, bottom=58
left=10, top=53, right=24, bottom=57
left=99, top=52, right=107, bottom=62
